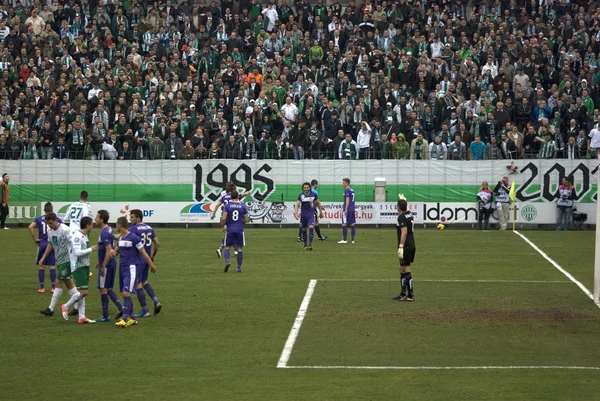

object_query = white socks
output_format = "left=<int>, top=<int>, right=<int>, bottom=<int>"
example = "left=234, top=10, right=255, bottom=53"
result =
left=77, top=298, right=86, bottom=319
left=65, top=292, right=81, bottom=309
left=49, top=287, right=63, bottom=311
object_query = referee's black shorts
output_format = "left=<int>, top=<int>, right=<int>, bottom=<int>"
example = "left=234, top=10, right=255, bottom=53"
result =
left=400, top=246, right=416, bottom=266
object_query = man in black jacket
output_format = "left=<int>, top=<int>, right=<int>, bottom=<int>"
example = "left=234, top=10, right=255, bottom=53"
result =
left=500, top=133, right=517, bottom=159
left=289, top=119, right=308, bottom=160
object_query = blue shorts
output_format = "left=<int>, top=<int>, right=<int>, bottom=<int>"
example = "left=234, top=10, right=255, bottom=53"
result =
left=119, top=264, right=137, bottom=293
left=300, top=213, right=315, bottom=228
left=136, top=264, right=150, bottom=284
left=37, top=242, right=55, bottom=266
left=342, top=210, right=356, bottom=225
left=97, top=263, right=117, bottom=289
left=225, top=232, right=245, bottom=247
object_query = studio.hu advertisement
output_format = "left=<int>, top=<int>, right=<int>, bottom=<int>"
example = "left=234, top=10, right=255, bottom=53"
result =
left=47, top=202, right=422, bottom=224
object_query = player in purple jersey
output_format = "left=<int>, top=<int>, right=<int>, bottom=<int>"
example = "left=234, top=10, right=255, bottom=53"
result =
left=212, top=183, right=251, bottom=258
left=28, top=202, right=61, bottom=293
left=129, top=209, right=162, bottom=317
left=297, top=180, right=328, bottom=242
left=93, top=210, right=123, bottom=323
left=294, top=182, right=325, bottom=251
left=338, top=178, right=357, bottom=244
left=220, top=190, right=249, bottom=272
left=114, top=216, right=157, bottom=328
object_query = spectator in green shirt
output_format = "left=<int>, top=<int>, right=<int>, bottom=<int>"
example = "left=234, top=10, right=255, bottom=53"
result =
left=309, top=40, right=324, bottom=64
left=392, top=134, right=410, bottom=159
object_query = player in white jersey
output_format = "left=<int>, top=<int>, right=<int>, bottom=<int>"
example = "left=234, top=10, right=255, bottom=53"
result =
left=39, top=213, right=80, bottom=317
left=60, top=216, right=98, bottom=324
left=64, top=191, right=93, bottom=229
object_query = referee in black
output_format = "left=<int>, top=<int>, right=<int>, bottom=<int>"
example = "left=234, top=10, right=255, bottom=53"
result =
left=394, top=195, right=416, bottom=301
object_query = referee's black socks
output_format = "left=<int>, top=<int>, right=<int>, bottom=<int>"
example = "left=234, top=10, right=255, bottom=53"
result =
left=315, top=226, right=323, bottom=239
left=400, top=272, right=408, bottom=296
left=405, top=272, right=414, bottom=298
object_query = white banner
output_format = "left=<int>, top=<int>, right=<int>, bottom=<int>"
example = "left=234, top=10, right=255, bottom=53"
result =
left=53, top=202, right=216, bottom=224
left=49, top=201, right=592, bottom=226
left=50, top=201, right=422, bottom=224
left=418, top=202, right=595, bottom=225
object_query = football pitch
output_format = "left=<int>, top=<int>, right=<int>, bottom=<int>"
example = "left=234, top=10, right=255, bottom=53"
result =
left=1, top=227, right=599, bottom=401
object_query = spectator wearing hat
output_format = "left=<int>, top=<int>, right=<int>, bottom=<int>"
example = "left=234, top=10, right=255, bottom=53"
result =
left=391, top=134, right=410, bottom=160
left=244, top=135, right=259, bottom=160
left=324, top=110, right=342, bottom=140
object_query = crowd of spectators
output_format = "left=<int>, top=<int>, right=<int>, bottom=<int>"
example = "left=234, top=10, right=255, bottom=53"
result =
left=0, top=0, right=599, bottom=161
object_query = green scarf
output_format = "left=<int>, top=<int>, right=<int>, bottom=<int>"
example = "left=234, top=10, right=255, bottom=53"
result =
left=340, top=141, right=357, bottom=159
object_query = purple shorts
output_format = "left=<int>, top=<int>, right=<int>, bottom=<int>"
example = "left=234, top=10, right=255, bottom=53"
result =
left=225, top=232, right=245, bottom=247
left=136, top=264, right=150, bottom=284
left=342, top=210, right=356, bottom=225
left=37, top=242, right=55, bottom=266
left=98, top=263, right=117, bottom=289
left=300, top=213, right=315, bottom=228
left=119, top=264, right=137, bottom=293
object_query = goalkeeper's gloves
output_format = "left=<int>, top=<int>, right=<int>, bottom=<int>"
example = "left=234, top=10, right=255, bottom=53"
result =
left=398, top=194, right=407, bottom=201
left=397, top=245, right=404, bottom=259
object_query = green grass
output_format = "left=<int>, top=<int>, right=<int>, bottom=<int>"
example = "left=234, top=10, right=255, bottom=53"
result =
left=1, top=227, right=599, bottom=401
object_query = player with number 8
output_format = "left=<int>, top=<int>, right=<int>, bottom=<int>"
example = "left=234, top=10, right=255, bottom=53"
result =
left=220, top=190, right=249, bottom=272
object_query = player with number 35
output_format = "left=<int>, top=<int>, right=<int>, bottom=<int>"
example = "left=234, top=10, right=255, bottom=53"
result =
left=128, top=209, right=162, bottom=317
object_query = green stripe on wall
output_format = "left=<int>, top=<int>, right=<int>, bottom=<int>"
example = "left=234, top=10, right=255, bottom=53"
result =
left=9, top=184, right=192, bottom=202
left=9, top=184, right=482, bottom=203
left=9, top=183, right=597, bottom=203
left=269, top=185, right=482, bottom=203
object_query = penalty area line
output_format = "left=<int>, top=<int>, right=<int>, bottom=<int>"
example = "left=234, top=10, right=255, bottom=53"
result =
left=282, top=365, right=600, bottom=370
left=277, top=279, right=317, bottom=368
left=514, top=231, right=600, bottom=308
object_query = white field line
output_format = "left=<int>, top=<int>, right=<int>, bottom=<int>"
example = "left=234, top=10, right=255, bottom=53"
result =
left=277, top=279, right=317, bottom=368
left=318, top=279, right=570, bottom=283
left=282, top=365, right=600, bottom=371
left=175, top=251, right=541, bottom=256
left=514, top=231, right=600, bottom=308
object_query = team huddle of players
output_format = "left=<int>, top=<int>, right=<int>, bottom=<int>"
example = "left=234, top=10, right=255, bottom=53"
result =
left=33, top=183, right=417, bottom=314
left=33, top=191, right=162, bottom=327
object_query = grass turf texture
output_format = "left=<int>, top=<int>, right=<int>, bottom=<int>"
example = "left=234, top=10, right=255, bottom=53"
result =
left=1, top=228, right=598, bottom=401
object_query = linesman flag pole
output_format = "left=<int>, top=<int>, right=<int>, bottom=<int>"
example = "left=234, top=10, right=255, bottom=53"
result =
left=509, top=181, right=516, bottom=231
